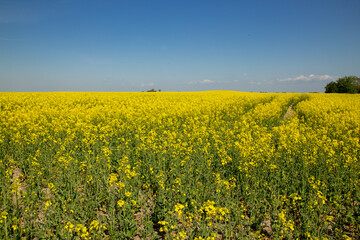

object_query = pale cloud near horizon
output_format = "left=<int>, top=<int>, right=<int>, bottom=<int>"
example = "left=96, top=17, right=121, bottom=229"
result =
left=277, top=74, right=337, bottom=82
left=187, top=79, right=240, bottom=85
left=187, top=79, right=215, bottom=85
left=249, top=79, right=275, bottom=85
left=249, top=81, right=262, bottom=86
left=201, top=79, right=214, bottom=84
left=250, top=74, right=338, bottom=86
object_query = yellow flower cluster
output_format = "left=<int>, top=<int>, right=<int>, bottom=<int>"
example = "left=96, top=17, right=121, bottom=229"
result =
left=0, top=91, right=359, bottom=239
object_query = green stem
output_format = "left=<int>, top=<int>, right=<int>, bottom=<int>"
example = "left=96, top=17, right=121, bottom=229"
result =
left=4, top=218, right=8, bottom=240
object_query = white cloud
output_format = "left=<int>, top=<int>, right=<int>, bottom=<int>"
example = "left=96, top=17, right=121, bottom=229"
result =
left=249, top=79, right=275, bottom=85
left=201, top=79, right=214, bottom=84
left=250, top=74, right=336, bottom=86
left=187, top=79, right=215, bottom=85
left=187, top=79, right=244, bottom=85
left=249, top=81, right=261, bottom=86
left=278, top=74, right=337, bottom=82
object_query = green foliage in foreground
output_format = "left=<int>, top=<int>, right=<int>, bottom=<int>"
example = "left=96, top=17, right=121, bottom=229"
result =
left=0, top=92, right=359, bottom=239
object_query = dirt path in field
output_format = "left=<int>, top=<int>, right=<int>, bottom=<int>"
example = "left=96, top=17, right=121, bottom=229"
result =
left=283, top=104, right=295, bottom=121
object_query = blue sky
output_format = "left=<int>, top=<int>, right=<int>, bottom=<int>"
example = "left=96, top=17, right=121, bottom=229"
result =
left=1, top=0, right=359, bottom=92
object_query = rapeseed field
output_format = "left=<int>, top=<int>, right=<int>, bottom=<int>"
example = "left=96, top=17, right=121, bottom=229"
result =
left=0, top=91, right=359, bottom=239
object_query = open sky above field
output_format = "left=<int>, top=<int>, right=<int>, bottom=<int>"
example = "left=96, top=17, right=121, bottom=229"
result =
left=1, top=0, right=360, bottom=93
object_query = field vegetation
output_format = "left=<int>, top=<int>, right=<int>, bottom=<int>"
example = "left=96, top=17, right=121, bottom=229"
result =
left=0, top=91, right=359, bottom=239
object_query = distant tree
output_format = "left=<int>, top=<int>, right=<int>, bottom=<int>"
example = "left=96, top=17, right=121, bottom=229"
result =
left=355, top=79, right=360, bottom=93
left=325, top=76, right=359, bottom=93
left=337, top=76, right=357, bottom=93
left=147, top=89, right=157, bottom=92
left=325, top=81, right=338, bottom=93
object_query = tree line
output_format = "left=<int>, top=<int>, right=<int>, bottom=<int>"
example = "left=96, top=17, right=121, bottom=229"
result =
left=325, top=76, right=360, bottom=93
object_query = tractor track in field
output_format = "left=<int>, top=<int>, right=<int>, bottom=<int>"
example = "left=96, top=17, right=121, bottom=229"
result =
left=283, top=104, right=296, bottom=121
